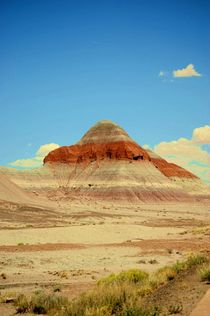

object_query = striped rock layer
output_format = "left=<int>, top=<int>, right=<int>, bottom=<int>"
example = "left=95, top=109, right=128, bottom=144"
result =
left=42, top=120, right=205, bottom=202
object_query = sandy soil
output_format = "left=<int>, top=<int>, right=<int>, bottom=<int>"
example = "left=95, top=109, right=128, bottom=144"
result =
left=145, top=266, right=210, bottom=316
left=0, top=199, right=210, bottom=315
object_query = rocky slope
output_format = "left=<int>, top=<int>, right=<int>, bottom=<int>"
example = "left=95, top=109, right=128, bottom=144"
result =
left=44, top=120, right=151, bottom=164
left=43, top=120, right=206, bottom=202
left=0, top=174, right=40, bottom=204
left=1, top=120, right=209, bottom=202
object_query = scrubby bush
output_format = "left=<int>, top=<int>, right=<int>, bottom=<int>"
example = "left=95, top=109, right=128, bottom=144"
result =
left=155, top=266, right=176, bottom=282
left=199, top=266, right=210, bottom=282
left=185, top=254, right=208, bottom=268
left=15, top=292, right=68, bottom=314
left=14, top=294, right=30, bottom=313
left=66, top=283, right=138, bottom=316
left=31, top=293, right=68, bottom=314
left=153, top=254, right=208, bottom=286
left=13, top=254, right=208, bottom=315
left=171, top=260, right=186, bottom=273
left=98, top=269, right=149, bottom=286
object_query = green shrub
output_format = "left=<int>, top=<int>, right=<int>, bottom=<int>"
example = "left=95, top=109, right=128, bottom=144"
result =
left=65, top=283, right=138, bottom=316
left=171, top=261, right=186, bottom=273
left=31, top=293, right=68, bottom=314
left=186, top=254, right=208, bottom=268
left=14, top=294, right=30, bottom=313
left=137, top=283, right=153, bottom=297
left=155, top=266, right=176, bottom=282
left=84, top=305, right=110, bottom=316
left=199, top=266, right=210, bottom=282
left=98, top=269, right=149, bottom=286
left=13, top=255, right=208, bottom=316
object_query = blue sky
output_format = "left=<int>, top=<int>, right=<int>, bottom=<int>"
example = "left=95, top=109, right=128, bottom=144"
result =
left=0, top=0, right=210, bottom=181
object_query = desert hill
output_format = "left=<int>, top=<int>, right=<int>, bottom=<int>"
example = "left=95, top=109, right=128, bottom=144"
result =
left=43, top=120, right=208, bottom=202
left=0, top=174, right=38, bottom=204
left=0, top=120, right=209, bottom=202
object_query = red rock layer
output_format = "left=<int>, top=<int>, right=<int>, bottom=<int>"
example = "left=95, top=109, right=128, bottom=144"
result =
left=44, top=142, right=197, bottom=180
left=150, top=157, right=198, bottom=179
left=44, top=120, right=198, bottom=181
left=44, top=141, right=151, bottom=165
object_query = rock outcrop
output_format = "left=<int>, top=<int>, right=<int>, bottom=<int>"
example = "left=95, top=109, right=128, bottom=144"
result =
left=1, top=120, right=208, bottom=202
left=43, top=120, right=204, bottom=202
left=44, top=120, right=151, bottom=164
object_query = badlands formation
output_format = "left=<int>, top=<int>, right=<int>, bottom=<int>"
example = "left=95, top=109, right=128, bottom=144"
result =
left=43, top=120, right=208, bottom=202
left=1, top=120, right=208, bottom=203
left=0, top=120, right=210, bottom=316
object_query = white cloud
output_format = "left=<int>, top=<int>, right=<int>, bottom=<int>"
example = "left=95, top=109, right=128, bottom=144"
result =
left=192, top=125, right=210, bottom=144
left=142, top=144, right=151, bottom=150
left=153, top=125, right=210, bottom=183
left=154, top=138, right=210, bottom=166
left=10, top=143, right=60, bottom=169
left=10, top=157, right=42, bottom=168
left=173, top=64, right=201, bottom=78
left=36, top=143, right=60, bottom=157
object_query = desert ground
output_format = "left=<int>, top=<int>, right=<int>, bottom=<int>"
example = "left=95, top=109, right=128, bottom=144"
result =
left=0, top=196, right=210, bottom=315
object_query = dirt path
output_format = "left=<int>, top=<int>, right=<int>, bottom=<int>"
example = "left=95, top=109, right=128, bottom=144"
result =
left=190, top=289, right=210, bottom=316
left=145, top=267, right=210, bottom=316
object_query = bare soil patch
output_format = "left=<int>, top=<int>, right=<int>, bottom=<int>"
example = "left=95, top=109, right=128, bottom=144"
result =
left=145, top=267, right=210, bottom=316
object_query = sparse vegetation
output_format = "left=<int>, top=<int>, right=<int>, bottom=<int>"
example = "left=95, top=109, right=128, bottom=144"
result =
left=31, top=292, right=68, bottom=314
left=155, top=266, right=176, bottom=282
left=0, top=272, right=6, bottom=280
left=14, top=292, right=68, bottom=314
left=137, top=259, right=146, bottom=264
left=0, top=291, right=17, bottom=304
left=13, top=253, right=208, bottom=316
left=148, top=259, right=158, bottom=264
left=53, top=284, right=62, bottom=292
left=199, top=266, right=210, bottom=282
left=97, top=269, right=149, bottom=286
left=185, top=253, right=208, bottom=268
left=168, top=303, right=183, bottom=314
left=192, top=225, right=210, bottom=235
left=15, top=294, right=29, bottom=313
left=50, top=270, right=69, bottom=279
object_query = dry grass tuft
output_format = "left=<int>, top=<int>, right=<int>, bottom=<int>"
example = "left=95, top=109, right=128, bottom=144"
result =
left=199, top=265, right=210, bottom=282
left=13, top=253, right=208, bottom=315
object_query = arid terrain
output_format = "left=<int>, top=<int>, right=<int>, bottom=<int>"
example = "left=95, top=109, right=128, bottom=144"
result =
left=0, top=197, right=210, bottom=315
left=0, top=121, right=210, bottom=315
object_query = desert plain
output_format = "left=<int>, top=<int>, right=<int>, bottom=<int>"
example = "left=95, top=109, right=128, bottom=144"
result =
left=0, top=197, right=210, bottom=315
